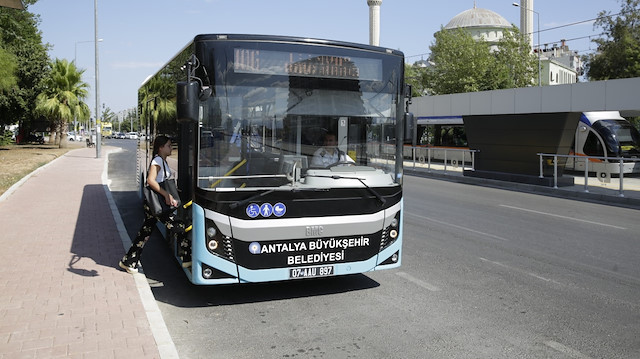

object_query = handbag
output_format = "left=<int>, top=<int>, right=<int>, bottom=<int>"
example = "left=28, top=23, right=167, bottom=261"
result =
left=143, top=157, right=181, bottom=216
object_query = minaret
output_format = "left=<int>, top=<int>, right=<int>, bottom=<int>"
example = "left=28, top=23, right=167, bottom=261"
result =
left=519, top=0, right=534, bottom=52
left=367, top=0, right=382, bottom=46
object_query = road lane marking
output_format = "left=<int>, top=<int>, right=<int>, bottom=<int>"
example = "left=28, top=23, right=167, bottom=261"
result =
left=395, top=271, right=441, bottom=292
left=544, top=340, right=593, bottom=359
left=499, top=205, right=627, bottom=230
left=479, top=257, right=563, bottom=286
left=406, top=213, right=509, bottom=241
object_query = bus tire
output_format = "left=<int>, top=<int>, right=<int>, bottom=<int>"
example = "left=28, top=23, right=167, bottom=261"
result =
left=419, top=156, right=425, bottom=164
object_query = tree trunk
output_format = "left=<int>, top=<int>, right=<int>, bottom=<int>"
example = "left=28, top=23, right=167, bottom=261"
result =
left=59, top=132, right=68, bottom=148
left=58, top=122, right=67, bottom=148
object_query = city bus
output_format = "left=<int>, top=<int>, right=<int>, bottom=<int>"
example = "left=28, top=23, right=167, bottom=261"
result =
left=139, top=34, right=408, bottom=285
left=101, top=122, right=113, bottom=138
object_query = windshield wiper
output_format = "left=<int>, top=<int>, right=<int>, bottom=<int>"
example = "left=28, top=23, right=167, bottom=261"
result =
left=303, top=174, right=386, bottom=205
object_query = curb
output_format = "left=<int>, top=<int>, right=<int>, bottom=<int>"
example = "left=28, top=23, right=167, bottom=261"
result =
left=101, top=147, right=180, bottom=359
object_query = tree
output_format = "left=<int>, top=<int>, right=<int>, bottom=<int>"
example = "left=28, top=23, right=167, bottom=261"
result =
left=0, top=2, right=51, bottom=135
left=584, top=0, right=640, bottom=80
left=35, top=59, right=90, bottom=147
left=101, top=106, right=116, bottom=124
left=419, top=26, right=537, bottom=95
left=424, top=27, right=493, bottom=95
left=405, top=63, right=429, bottom=97
left=490, top=26, right=538, bottom=89
left=0, top=47, right=17, bottom=91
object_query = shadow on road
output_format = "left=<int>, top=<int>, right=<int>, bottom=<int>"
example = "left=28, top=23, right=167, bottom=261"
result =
left=148, top=262, right=381, bottom=308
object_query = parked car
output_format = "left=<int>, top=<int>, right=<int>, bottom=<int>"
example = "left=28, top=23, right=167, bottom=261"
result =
left=127, top=132, right=139, bottom=140
left=26, top=133, right=45, bottom=144
left=67, top=132, right=83, bottom=141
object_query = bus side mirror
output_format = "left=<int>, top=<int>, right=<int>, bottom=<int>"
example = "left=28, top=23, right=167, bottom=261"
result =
left=404, top=112, right=414, bottom=145
left=177, top=81, right=199, bottom=123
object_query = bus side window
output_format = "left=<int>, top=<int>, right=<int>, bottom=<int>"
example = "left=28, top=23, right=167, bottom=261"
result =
left=583, top=131, right=604, bottom=157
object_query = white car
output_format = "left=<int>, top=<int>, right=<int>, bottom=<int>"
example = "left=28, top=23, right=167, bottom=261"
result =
left=67, top=132, right=83, bottom=141
left=127, top=132, right=139, bottom=140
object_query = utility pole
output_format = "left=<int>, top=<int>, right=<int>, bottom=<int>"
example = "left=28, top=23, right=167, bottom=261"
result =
left=94, top=0, right=101, bottom=157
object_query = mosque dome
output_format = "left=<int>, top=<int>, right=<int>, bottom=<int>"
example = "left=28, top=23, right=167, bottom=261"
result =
left=444, top=5, right=511, bottom=30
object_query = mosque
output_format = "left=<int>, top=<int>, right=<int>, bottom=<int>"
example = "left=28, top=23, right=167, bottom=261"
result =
left=386, top=1, right=582, bottom=86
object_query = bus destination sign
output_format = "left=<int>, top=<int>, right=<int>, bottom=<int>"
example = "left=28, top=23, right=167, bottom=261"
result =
left=234, top=48, right=383, bottom=81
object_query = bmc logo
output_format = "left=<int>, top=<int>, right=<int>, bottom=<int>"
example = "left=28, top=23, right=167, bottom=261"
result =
left=305, top=225, right=323, bottom=237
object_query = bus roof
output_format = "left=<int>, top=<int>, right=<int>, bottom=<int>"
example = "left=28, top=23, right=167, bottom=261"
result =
left=193, top=34, right=405, bottom=57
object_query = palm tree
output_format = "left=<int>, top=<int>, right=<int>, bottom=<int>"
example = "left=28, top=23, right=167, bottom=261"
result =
left=35, top=58, right=90, bottom=147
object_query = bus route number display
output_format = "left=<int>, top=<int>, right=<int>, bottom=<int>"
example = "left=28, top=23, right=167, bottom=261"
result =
left=234, top=48, right=383, bottom=81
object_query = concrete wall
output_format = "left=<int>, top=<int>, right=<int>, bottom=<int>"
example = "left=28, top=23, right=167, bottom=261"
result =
left=463, top=112, right=580, bottom=176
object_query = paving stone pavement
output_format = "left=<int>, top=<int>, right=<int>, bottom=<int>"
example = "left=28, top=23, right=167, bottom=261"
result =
left=0, top=147, right=170, bottom=359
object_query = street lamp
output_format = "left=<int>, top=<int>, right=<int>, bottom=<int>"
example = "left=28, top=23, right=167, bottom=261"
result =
left=94, top=0, right=101, bottom=158
left=513, top=2, right=541, bottom=86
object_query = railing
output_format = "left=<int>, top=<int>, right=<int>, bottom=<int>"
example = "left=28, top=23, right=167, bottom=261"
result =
left=405, top=147, right=479, bottom=172
left=537, top=153, right=640, bottom=197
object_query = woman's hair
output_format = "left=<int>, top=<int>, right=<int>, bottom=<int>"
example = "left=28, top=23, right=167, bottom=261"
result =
left=152, top=135, right=171, bottom=157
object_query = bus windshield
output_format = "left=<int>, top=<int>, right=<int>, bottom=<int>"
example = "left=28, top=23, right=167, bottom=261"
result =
left=594, top=120, right=640, bottom=157
left=197, top=44, right=402, bottom=190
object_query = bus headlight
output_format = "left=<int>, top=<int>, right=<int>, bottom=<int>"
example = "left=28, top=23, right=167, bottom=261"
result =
left=205, top=219, right=235, bottom=261
left=380, top=211, right=401, bottom=251
left=207, top=239, right=219, bottom=251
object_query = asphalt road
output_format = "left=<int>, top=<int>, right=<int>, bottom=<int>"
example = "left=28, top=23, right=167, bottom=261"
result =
left=107, top=140, right=640, bottom=359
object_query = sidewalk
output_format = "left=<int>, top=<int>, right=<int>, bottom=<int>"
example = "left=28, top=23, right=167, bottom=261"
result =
left=0, top=147, right=176, bottom=359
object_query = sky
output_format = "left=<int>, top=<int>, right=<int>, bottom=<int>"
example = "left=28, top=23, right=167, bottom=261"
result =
left=29, top=0, right=623, bottom=118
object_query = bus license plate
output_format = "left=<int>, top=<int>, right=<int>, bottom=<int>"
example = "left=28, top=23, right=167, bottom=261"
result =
left=290, top=266, right=333, bottom=279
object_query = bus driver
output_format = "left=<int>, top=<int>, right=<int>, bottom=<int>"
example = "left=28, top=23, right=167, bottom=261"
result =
left=311, top=133, right=354, bottom=167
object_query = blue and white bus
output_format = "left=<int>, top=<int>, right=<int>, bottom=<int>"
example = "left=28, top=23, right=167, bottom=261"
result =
left=139, top=34, right=408, bottom=284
